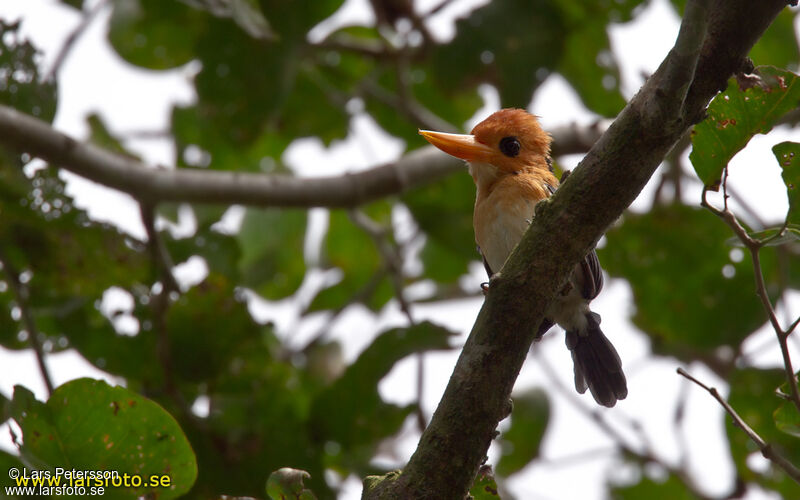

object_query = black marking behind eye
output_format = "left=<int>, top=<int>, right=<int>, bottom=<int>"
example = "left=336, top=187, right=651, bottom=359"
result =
left=499, top=136, right=520, bottom=157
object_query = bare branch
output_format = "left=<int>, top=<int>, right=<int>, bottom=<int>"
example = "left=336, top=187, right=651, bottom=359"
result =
left=677, top=367, right=800, bottom=484
left=45, top=0, right=109, bottom=83
left=0, top=249, right=55, bottom=395
left=348, top=208, right=428, bottom=430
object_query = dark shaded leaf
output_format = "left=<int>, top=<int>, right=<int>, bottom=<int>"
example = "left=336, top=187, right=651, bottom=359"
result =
left=610, top=472, right=699, bottom=499
left=558, top=23, right=626, bottom=117
left=309, top=322, right=454, bottom=453
left=108, top=0, right=206, bottom=69
left=403, top=173, right=476, bottom=283
left=496, top=389, right=550, bottom=477
left=431, top=0, right=565, bottom=107
left=236, top=208, right=306, bottom=299
left=309, top=206, right=393, bottom=311
left=600, top=204, right=767, bottom=359
left=10, top=379, right=197, bottom=499
left=774, top=401, right=800, bottom=438
left=749, top=9, right=800, bottom=70
left=690, top=67, right=800, bottom=189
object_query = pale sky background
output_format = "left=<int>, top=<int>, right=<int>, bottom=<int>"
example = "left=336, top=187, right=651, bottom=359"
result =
left=0, top=0, right=799, bottom=499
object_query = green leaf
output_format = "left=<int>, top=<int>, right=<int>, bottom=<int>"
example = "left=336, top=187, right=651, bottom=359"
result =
left=266, top=468, right=317, bottom=500
left=0, top=450, right=25, bottom=492
left=726, top=224, right=800, bottom=247
left=749, top=9, right=800, bottom=69
left=431, top=0, right=565, bottom=107
left=309, top=322, right=454, bottom=451
left=610, top=472, right=699, bottom=499
left=727, top=368, right=800, bottom=498
left=689, top=66, right=800, bottom=189
left=167, top=273, right=259, bottom=382
left=774, top=401, right=800, bottom=438
left=236, top=208, right=306, bottom=299
left=599, top=204, right=768, bottom=360
left=773, top=142, right=800, bottom=225
left=469, top=466, right=501, bottom=499
left=558, top=23, right=626, bottom=117
left=496, top=389, right=550, bottom=477
left=403, top=173, right=477, bottom=283
left=10, top=379, right=197, bottom=499
left=108, top=0, right=207, bottom=70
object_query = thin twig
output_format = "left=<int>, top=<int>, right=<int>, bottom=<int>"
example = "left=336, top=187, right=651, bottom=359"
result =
left=45, top=0, right=109, bottom=82
left=0, top=250, right=55, bottom=395
left=348, top=208, right=428, bottom=430
left=422, top=0, right=457, bottom=16
left=701, top=186, right=800, bottom=415
left=535, top=349, right=714, bottom=499
left=677, top=367, right=800, bottom=484
left=139, top=203, right=180, bottom=293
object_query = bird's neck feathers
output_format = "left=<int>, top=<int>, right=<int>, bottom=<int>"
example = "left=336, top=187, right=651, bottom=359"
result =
left=468, top=159, right=557, bottom=202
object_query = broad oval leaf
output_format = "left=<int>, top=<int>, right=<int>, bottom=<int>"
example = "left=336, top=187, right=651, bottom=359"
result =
left=9, top=380, right=197, bottom=499
left=690, top=66, right=800, bottom=189
left=599, top=204, right=767, bottom=359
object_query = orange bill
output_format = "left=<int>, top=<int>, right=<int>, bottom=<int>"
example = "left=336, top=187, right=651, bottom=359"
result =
left=418, top=130, right=495, bottom=163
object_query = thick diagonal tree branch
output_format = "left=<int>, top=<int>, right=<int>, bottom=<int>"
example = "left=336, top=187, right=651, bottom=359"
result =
left=364, top=0, right=788, bottom=498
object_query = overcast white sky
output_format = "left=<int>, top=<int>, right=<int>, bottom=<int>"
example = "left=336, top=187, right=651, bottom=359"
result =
left=1, top=1, right=798, bottom=499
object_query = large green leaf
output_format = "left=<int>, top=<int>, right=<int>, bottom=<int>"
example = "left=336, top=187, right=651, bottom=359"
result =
left=403, top=173, right=477, bottom=283
left=108, top=0, right=207, bottom=70
left=690, top=66, right=800, bottom=189
left=9, top=380, right=197, bottom=499
left=727, top=368, right=800, bottom=498
left=496, top=389, right=550, bottom=477
left=773, top=142, right=800, bottom=225
left=167, top=273, right=258, bottom=382
left=309, top=322, right=454, bottom=456
left=599, top=204, right=767, bottom=359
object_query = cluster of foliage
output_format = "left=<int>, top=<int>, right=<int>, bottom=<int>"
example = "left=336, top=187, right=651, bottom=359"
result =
left=0, top=1, right=799, bottom=498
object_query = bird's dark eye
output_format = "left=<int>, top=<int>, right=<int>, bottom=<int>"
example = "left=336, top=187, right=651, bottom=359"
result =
left=499, top=136, right=520, bottom=157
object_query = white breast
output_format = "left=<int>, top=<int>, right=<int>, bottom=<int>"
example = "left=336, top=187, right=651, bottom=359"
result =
left=476, top=196, right=537, bottom=274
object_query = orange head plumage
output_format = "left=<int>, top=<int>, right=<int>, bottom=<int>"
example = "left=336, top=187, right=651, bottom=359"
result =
left=419, top=108, right=552, bottom=175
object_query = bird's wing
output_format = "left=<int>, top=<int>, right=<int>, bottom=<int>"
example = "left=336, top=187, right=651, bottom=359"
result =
left=579, top=249, right=604, bottom=300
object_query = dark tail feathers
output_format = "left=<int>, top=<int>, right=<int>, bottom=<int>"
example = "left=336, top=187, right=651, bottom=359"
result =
left=565, top=312, right=627, bottom=408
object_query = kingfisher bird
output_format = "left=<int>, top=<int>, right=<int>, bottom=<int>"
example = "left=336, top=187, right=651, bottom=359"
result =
left=419, top=108, right=627, bottom=407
